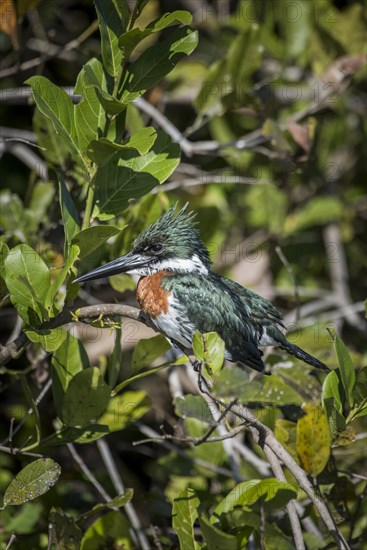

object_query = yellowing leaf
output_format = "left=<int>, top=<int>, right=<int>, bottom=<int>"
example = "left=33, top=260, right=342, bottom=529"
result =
left=296, top=403, right=331, bottom=477
left=0, top=0, right=18, bottom=48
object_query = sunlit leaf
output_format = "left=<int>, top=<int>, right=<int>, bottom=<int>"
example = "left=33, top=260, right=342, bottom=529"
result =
left=172, top=488, right=200, bottom=550
left=296, top=403, right=331, bottom=477
left=4, top=459, right=61, bottom=506
left=80, top=511, right=133, bottom=550
left=132, top=334, right=171, bottom=372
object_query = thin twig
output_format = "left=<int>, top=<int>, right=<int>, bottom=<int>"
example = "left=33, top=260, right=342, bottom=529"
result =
left=0, top=20, right=99, bottom=78
left=264, top=445, right=305, bottom=550
left=96, top=439, right=150, bottom=550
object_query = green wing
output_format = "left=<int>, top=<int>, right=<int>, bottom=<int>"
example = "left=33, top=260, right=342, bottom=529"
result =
left=163, top=273, right=265, bottom=371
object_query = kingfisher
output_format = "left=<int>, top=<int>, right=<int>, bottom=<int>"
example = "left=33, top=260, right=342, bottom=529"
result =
left=75, top=204, right=328, bottom=374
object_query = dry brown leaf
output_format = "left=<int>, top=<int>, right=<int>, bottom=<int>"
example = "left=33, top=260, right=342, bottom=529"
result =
left=0, top=0, right=18, bottom=48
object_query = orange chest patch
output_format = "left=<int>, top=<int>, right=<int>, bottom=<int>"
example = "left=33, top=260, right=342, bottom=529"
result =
left=136, top=270, right=171, bottom=319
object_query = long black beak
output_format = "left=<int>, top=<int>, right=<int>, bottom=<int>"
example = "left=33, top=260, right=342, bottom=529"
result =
left=75, top=252, right=148, bottom=284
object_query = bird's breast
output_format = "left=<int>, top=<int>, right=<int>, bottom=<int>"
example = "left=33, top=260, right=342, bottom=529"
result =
left=136, top=270, right=172, bottom=319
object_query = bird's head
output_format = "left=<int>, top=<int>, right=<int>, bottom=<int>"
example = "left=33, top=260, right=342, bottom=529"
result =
left=75, top=204, right=212, bottom=283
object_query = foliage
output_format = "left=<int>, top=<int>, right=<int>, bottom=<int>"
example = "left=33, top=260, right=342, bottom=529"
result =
left=0, top=0, right=366, bottom=548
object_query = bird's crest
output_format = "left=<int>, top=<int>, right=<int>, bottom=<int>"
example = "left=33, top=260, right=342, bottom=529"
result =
left=133, top=203, right=212, bottom=270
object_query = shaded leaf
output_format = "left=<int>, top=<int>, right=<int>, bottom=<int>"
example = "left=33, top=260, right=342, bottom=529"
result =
left=72, top=225, right=120, bottom=260
left=4, top=458, right=61, bottom=506
left=74, top=58, right=107, bottom=152
left=334, top=334, right=355, bottom=410
left=132, top=334, right=171, bottom=372
left=80, top=511, right=133, bottom=550
left=192, top=331, right=225, bottom=376
left=108, top=327, right=122, bottom=388
left=25, top=327, right=67, bottom=352
left=4, top=244, right=50, bottom=324
left=49, top=508, right=82, bottom=550
left=98, top=390, right=150, bottom=431
left=121, top=27, right=199, bottom=104
left=45, top=424, right=110, bottom=446
left=199, top=514, right=238, bottom=550
left=175, top=395, right=216, bottom=425
left=95, top=0, right=128, bottom=77
left=118, top=11, right=192, bottom=60
left=62, top=367, right=111, bottom=427
left=215, top=479, right=297, bottom=515
left=51, top=333, right=89, bottom=418
left=172, top=488, right=200, bottom=550
left=58, top=174, right=81, bottom=254
left=296, top=403, right=331, bottom=477
left=26, top=76, right=78, bottom=157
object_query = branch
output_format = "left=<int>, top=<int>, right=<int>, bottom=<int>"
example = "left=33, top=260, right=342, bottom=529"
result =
left=197, top=373, right=351, bottom=550
left=0, top=304, right=141, bottom=367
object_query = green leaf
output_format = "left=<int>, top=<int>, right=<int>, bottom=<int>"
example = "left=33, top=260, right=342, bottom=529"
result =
left=334, top=335, right=356, bottom=410
left=62, top=367, right=111, bottom=427
left=58, top=173, right=81, bottom=254
left=25, top=327, right=67, bottom=352
left=0, top=241, right=9, bottom=276
left=192, top=331, right=225, bottom=376
left=108, top=327, right=122, bottom=388
left=322, top=370, right=343, bottom=414
left=199, top=514, right=238, bottom=550
left=98, top=390, right=150, bottom=432
left=33, top=109, right=69, bottom=165
left=4, top=244, right=50, bottom=324
left=26, top=76, right=78, bottom=157
left=45, top=424, right=110, bottom=446
left=215, top=479, right=297, bottom=516
left=95, top=0, right=127, bottom=77
left=28, top=181, right=55, bottom=221
left=121, top=27, right=199, bottom=104
left=4, top=458, right=61, bottom=506
left=80, top=511, right=133, bottom=550
left=113, top=357, right=186, bottom=395
left=83, top=64, right=125, bottom=116
left=352, top=367, right=367, bottom=406
left=172, top=488, right=200, bottom=550
left=49, top=508, right=82, bottom=550
left=118, top=11, right=192, bottom=59
left=285, top=197, right=343, bottom=234
left=71, top=225, right=120, bottom=260
left=78, top=490, right=134, bottom=523
left=51, top=333, right=89, bottom=419
left=95, top=130, right=180, bottom=216
left=296, top=403, right=331, bottom=477
left=175, top=395, right=216, bottom=425
left=132, top=334, right=171, bottom=372
left=74, top=58, right=107, bottom=152
left=46, top=244, right=80, bottom=308
left=87, top=127, right=157, bottom=165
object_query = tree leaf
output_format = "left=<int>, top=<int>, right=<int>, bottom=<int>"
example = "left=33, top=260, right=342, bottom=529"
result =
left=121, top=27, right=199, bottom=104
left=296, top=403, right=331, bottom=477
left=192, top=331, right=225, bottom=376
left=118, top=11, right=193, bottom=60
left=45, top=424, right=110, bottom=446
left=26, top=76, right=78, bottom=157
left=4, top=458, right=61, bottom=506
left=49, top=508, right=82, bottom=550
left=199, top=514, right=238, bottom=550
left=334, top=334, right=356, bottom=410
left=4, top=244, right=50, bottom=324
left=94, top=130, right=180, bottom=215
left=107, top=327, right=122, bottom=388
left=77, top=490, right=134, bottom=524
left=51, top=333, right=89, bottom=419
left=131, top=334, right=171, bottom=372
left=61, top=367, right=111, bottom=427
left=58, top=173, right=81, bottom=255
left=71, top=225, right=120, bottom=260
left=95, top=0, right=127, bottom=77
left=215, top=479, right=297, bottom=515
left=74, top=58, right=108, bottom=152
left=172, top=488, right=200, bottom=550
left=80, top=511, right=133, bottom=550
left=175, top=395, right=216, bottom=425
left=25, top=327, right=67, bottom=353
left=98, top=390, right=150, bottom=431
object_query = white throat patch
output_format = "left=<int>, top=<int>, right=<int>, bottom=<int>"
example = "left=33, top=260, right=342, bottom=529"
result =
left=127, top=254, right=209, bottom=276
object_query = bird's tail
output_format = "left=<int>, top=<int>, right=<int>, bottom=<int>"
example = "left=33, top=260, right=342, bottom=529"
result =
left=279, top=341, right=329, bottom=372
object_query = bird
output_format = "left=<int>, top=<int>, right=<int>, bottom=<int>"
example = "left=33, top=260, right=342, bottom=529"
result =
left=75, top=204, right=329, bottom=374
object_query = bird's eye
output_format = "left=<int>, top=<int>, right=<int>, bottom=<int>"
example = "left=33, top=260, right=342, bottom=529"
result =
left=151, top=243, right=163, bottom=254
